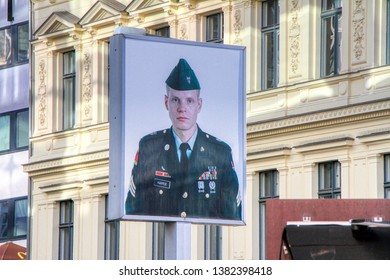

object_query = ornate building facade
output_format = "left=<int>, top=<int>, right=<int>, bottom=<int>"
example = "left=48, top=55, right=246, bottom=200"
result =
left=0, top=0, right=29, bottom=258
left=25, top=0, right=390, bottom=259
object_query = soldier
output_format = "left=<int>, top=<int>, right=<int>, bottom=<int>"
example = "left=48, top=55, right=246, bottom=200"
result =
left=125, top=58, right=241, bottom=220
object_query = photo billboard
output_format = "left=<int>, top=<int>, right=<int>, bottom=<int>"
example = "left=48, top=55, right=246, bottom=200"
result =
left=108, top=30, right=246, bottom=225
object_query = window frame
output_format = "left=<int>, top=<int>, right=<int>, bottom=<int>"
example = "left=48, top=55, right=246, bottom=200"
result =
left=104, top=195, right=119, bottom=260
left=318, top=161, right=341, bottom=198
left=320, top=0, right=342, bottom=77
left=0, top=109, right=29, bottom=155
left=155, top=26, right=170, bottom=38
left=0, top=196, right=28, bottom=242
left=261, top=0, right=280, bottom=90
left=387, top=0, right=390, bottom=64
left=259, top=169, right=279, bottom=260
left=62, top=50, right=76, bottom=130
left=0, top=21, right=29, bottom=70
left=204, top=224, right=221, bottom=260
left=58, top=200, right=74, bottom=260
left=385, top=154, right=390, bottom=198
left=152, top=222, right=165, bottom=260
left=206, top=12, right=224, bottom=43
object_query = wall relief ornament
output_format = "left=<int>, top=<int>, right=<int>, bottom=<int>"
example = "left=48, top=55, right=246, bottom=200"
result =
left=179, top=24, right=188, bottom=40
left=82, top=51, right=92, bottom=120
left=233, top=9, right=242, bottom=45
left=288, top=0, right=301, bottom=75
left=352, top=0, right=366, bottom=61
left=38, top=60, right=47, bottom=129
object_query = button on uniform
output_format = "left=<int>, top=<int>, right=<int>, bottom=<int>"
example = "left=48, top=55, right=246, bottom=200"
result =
left=182, top=192, right=188, bottom=198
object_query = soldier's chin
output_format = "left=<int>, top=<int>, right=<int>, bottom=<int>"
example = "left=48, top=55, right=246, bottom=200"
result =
left=174, top=123, right=191, bottom=130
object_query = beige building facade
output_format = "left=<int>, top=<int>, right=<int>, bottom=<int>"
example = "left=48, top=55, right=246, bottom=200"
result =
left=25, top=0, right=390, bottom=260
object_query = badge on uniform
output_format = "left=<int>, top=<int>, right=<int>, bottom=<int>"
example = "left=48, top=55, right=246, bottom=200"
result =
left=154, top=178, right=171, bottom=189
left=209, top=181, right=216, bottom=194
left=198, top=181, right=205, bottom=193
left=154, top=170, right=171, bottom=189
left=155, top=171, right=171, bottom=178
left=198, top=166, right=218, bottom=180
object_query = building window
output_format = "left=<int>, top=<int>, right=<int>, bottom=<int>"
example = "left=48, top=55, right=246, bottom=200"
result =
left=63, top=51, right=76, bottom=130
left=318, top=161, right=341, bottom=198
left=0, top=109, right=29, bottom=154
left=0, top=22, right=29, bottom=69
left=0, top=197, right=27, bottom=242
left=206, top=13, right=224, bottom=43
left=59, top=200, right=74, bottom=260
left=321, top=0, right=342, bottom=77
left=259, top=170, right=279, bottom=260
left=104, top=195, right=119, bottom=260
left=152, top=222, right=165, bottom=260
left=261, top=0, right=279, bottom=90
left=387, top=0, right=390, bottom=64
left=155, top=26, right=170, bottom=38
left=385, top=154, right=390, bottom=198
left=204, top=225, right=221, bottom=260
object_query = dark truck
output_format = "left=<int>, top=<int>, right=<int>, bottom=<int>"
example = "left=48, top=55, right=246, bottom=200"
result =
left=281, top=220, right=390, bottom=260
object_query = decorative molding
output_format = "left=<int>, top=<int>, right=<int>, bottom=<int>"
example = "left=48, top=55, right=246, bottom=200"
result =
left=34, top=11, right=80, bottom=38
left=68, top=29, right=83, bottom=40
left=247, top=100, right=390, bottom=138
left=288, top=0, right=301, bottom=76
left=168, top=19, right=178, bottom=28
left=163, top=6, right=177, bottom=16
left=37, top=60, right=47, bottom=130
left=233, top=9, right=242, bottom=45
left=247, top=147, right=292, bottom=160
left=87, top=27, right=97, bottom=36
left=244, top=0, right=254, bottom=8
left=182, top=0, right=197, bottom=10
left=24, top=150, right=109, bottom=175
left=38, top=176, right=108, bottom=193
left=189, top=14, right=200, bottom=23
left=352, top=0, right=366, bottom=62
left=222, top=4, right=232, bottom=14
left=82, top=51, right=92, bottom=121
left=74, top=44, right=82, bottom=53
left=179, top=23, right=188, bottom=40
left=43, top=39, right=53, bottom=46
left=132, top=14, right=145, bottom=23
left=357, top=129, right=390, bottom=143
left=294, top=136, right=354, bottom=149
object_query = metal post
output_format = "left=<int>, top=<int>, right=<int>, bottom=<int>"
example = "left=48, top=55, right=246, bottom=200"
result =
left=164, top=222, right=192, bottom=260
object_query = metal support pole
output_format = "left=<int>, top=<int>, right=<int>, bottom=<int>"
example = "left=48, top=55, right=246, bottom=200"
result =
left=164, top=222, right=192, bottom=260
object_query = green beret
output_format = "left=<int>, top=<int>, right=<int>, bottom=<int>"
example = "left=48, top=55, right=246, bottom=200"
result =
left=165, top=58, right=200, bottom=91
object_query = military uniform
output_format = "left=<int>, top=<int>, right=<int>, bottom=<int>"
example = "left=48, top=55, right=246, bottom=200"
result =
left=125, top=126, right=241, bottom=220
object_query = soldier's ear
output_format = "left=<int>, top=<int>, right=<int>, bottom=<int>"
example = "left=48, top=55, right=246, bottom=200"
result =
left=198, top=97, right=202, bottom=112
left=164, top=95, right=169, bottom=110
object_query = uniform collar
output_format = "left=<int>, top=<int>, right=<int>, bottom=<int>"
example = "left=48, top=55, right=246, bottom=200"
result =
left=171, top=125, right=198, bottom=151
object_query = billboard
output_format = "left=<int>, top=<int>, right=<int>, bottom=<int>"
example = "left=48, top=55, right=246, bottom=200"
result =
left=108, top=30, right=246, bottom=225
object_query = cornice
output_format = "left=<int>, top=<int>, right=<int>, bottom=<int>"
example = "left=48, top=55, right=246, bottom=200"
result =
left=38, top=176, right=109, bottom=193
left=23, top=149, right=109, bottom=175
left=247, top=99, right=390, bottom=139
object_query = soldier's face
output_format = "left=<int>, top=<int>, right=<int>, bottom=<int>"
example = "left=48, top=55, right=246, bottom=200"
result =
left=165, top=88, right=202, bottom=135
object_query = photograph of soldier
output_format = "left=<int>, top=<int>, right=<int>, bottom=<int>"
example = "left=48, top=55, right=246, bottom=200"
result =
left=125, top=58, right=242, bottom=221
